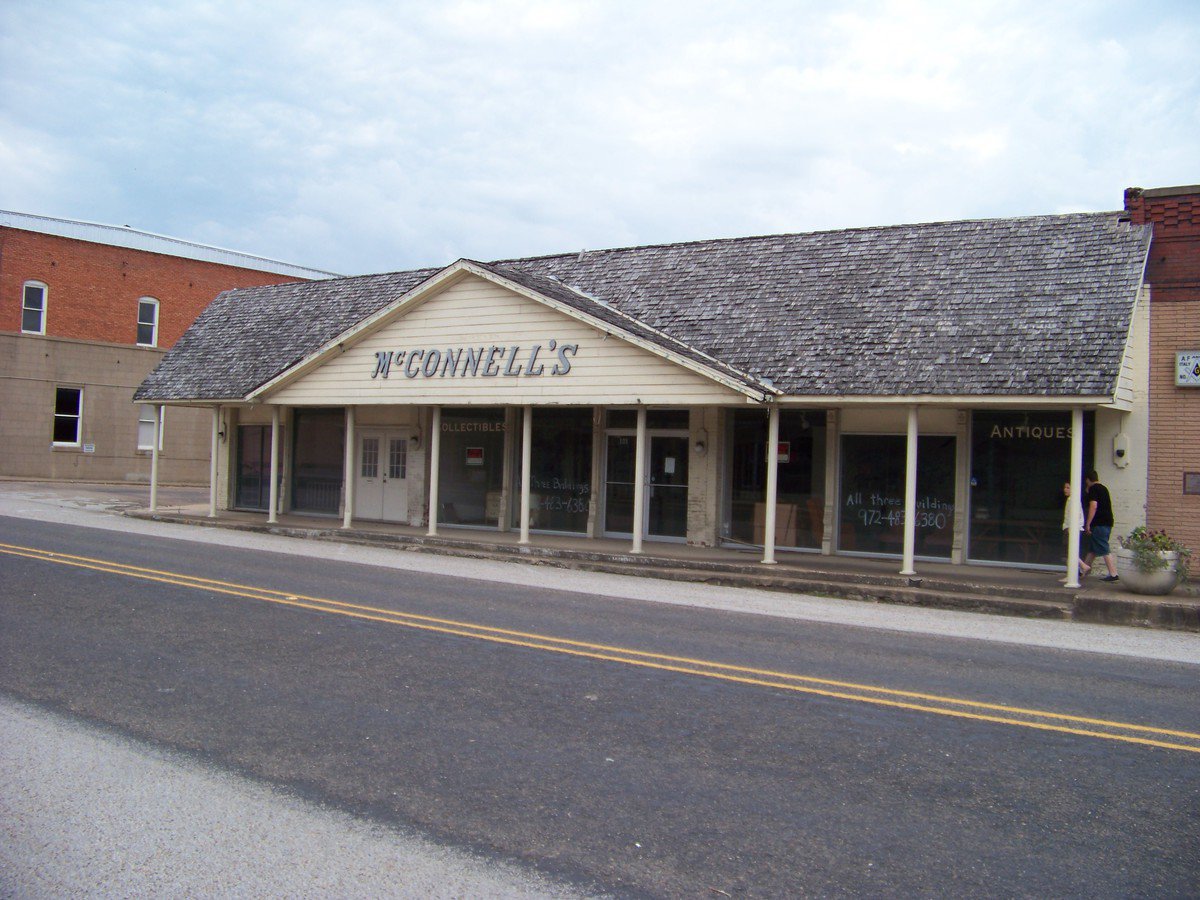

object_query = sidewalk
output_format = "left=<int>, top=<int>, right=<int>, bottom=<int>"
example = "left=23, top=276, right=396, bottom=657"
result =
left=5, top=480, right=1198, bottom=632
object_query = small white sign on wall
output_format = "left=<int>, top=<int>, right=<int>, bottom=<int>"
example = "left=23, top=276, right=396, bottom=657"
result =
left=1176, top=352, right=1200, bottom=387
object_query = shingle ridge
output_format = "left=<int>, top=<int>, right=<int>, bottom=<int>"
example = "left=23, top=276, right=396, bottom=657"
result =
left=492, top=210, right=1127, bottom=266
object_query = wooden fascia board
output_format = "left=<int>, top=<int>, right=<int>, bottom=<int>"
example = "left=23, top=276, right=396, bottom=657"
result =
left=773, top=395, right=1122, bottom=407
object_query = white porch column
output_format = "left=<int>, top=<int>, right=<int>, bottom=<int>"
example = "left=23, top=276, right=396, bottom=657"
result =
left=519, top=405, right=533, bottom=544
left=149, top=404, right=162, bottom=512
left=822, top=410, right=838, bottom=555
left=762, top=405, right=780, bottom=565
left=267, top=405, right=280, bottom=524
left=427, top=406, right=441, bottom=536
left=208, top=406, right=220, bottom=518
left=900, top=405, right=919, bottom=576
left=342, top=406, right=356, bottom=529
left=631, top=407, right=647, bottom=554
left=1066, top=406, right=1085, bottom=589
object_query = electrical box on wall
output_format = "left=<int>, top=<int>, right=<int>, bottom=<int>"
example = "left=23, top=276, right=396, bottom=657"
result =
left=1113, top=432, right=1131, bottom=468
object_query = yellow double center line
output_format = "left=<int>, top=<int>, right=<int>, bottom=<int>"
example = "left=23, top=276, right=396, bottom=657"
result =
left=4, top=540, right=1199, bottom=754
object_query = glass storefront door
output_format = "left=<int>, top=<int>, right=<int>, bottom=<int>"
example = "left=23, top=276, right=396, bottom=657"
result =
left=838, top=434, right=956, bottom=558
left=604, top=433, right=636, bottom=535
left=648, top=435, right=688, bottom=539
left=603, top=409, right=690, bottom=541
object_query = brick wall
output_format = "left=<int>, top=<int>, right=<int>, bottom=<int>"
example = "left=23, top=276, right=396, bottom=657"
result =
left=0, top=228, right=300, bottom=348
left=0, top=225, right=312, bottom=483
left=1125, top=186, right=1200, bottom=551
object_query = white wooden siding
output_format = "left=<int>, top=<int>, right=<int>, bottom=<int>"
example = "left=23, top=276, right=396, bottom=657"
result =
left=1112, top=287, right=1149, bottom=411
left=267, top=275, right=746, bottom=406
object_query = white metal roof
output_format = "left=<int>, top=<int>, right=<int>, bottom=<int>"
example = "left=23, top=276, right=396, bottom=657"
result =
left=0, top=209, right=340, bottom=280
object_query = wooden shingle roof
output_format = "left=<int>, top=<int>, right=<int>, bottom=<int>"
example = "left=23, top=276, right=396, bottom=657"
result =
left=136, top=211, right=1150, bottom=403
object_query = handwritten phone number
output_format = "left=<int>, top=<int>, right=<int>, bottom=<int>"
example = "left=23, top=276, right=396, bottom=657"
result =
left=857, top=508, right=948, bottom=530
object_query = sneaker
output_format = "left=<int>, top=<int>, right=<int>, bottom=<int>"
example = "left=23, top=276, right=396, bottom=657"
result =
left=1101, top=574, right=1119, bottom=583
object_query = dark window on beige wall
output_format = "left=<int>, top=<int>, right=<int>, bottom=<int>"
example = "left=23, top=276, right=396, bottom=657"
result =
left=137, top=405, right=164, bottom=451
left=22, top=282, right=47, bottom=334
left=137, top=298, right=159, bottom=347
left=53, top=387, right=82, bottom=446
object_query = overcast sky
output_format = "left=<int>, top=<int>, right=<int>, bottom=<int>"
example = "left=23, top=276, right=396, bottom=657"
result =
left=1, top=1, right=1196, bottom=275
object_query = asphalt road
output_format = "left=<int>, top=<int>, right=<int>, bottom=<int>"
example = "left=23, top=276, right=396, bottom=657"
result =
left=1, top=512, right=1198, bottom=897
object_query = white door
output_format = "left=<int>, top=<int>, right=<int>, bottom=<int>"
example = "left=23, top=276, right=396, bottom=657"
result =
left=355, top=430, right=409, bottom=521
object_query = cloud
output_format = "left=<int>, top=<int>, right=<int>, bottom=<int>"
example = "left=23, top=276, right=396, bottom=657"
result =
left=0, top=0, right=1197, bottom=274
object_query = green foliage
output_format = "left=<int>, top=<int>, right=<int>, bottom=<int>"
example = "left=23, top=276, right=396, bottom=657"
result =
left=1118, top=526, right=1192, bottom=582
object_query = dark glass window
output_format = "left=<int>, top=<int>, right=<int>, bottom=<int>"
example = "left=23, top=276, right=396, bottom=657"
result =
left=22, top=283, right=46, bottom=334
left=512, top=408, right=593, bottom=533
left=52, top=387, right=82, bottom=445
left=438, top=407, right=506, bottom=526
left=969, top=411, right=1094, bottom=566
left=236, top=425, right=271, bottom=510
left=291, top=409, right=344, bottom=514
left=839, top=434, right=956, bottom=558
left=137, top=299, right=159, bottom=347
left=727, top=410, right=827, bottom=548
left=605, top=409, right=689, bottom=430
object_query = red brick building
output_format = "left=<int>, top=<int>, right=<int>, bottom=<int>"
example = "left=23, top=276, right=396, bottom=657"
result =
left=1124, top=185, right=1200, bottom=551
left=0, top=211, right=336, bottom=483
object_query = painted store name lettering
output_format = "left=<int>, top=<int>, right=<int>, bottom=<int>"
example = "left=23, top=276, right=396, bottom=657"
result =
left=989, top=425, right=1073, bottom=440
left=371, top=342, right=578, bottom=380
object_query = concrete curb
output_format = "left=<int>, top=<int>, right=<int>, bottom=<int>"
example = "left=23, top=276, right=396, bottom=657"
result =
left=129, top=510, right=1200, bottom=633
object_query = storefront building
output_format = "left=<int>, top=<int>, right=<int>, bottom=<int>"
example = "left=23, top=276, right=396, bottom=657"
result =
left=1124, top=185, right=1200, bottom=553
left=0, top=210, right=336, bottom=484
left=137, top=211, right=1152, bottom=584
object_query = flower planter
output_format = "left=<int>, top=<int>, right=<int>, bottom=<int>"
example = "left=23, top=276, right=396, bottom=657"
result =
left=1115, top=548, right=1180, bottom=596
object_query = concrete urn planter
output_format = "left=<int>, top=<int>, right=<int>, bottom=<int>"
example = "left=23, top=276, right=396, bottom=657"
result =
left=1115, top=548, right=1181, bottom=596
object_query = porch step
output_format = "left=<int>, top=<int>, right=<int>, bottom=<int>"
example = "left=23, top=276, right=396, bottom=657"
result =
left=519, top=558, right=1075, bottom=621
left=293, top=525, right=1075, bottom=616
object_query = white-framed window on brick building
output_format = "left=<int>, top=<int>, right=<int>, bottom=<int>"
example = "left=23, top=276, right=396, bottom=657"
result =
left=53, top=387, right=83, bottom=447
left=138, top=404, right=164, bottom=451
left=22, top=281, right=47, bottom=334
left=137, top=297, right=160, bottom=347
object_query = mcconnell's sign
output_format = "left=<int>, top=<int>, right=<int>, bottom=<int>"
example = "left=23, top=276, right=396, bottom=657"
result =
left=371, top=341, right=579, bottom=380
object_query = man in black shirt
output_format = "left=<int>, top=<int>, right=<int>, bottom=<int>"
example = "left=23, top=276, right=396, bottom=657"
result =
left=1083, top=470, right=1118, bottom=582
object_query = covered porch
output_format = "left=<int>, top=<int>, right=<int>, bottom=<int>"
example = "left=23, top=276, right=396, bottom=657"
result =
left=143, top=397, right=1109, bottom=591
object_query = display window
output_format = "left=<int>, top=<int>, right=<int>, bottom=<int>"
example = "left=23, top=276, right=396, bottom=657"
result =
left=438, top=407, right=507, bottom=526
left=838, top=434, right=956, bottom=558
left=726, top=409, right=827, bottom=549
left=291, top=409, right=345, bottom=514
left=511, top=408, right=593, bottom=534
left=968, top=411, right=1093, bottom=566
left=235, top=424, right=270, bottom=511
